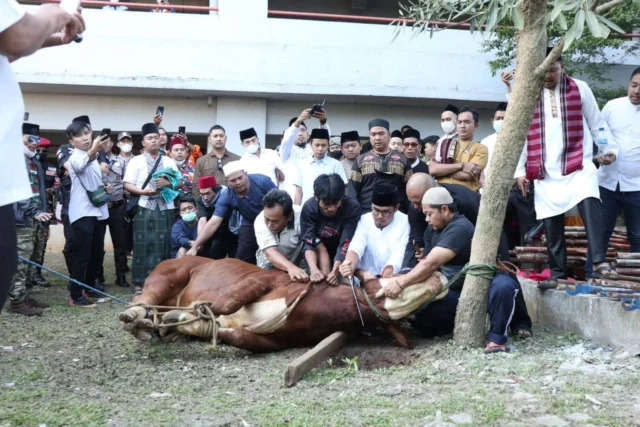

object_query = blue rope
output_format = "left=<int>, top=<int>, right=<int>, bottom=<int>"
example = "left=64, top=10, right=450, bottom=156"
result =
left=17, top=256, right=130, bottom=305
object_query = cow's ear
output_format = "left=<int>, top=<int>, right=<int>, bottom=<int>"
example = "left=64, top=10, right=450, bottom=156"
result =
left=386, top=324, right=413, bottom=349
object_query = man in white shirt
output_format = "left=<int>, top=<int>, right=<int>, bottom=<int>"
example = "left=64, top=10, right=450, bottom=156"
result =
left=66, top=121, right=111, bottom=307
left=512, top=50, right=618, bottom=284
left=340, top=184, right=409, bottom=279
left=0, top=0, right=84, bottom=310
left=238, top=127, right=284, bottom=186
left=587, top=67, right=640, bottom=276
left=292, top=128, right=348, bottom=206
left=255, top=189, right=309, bottom=281
left=480, top=102, right=507, bottom=188
left=124, top=123, right=180, bottom=294
left=279, top=109, right=331, bottom=199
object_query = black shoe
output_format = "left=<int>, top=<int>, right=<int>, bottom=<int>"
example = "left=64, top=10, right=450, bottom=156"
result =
left=115, top=274, right=130, bottom=288
left=32, top=270, right=51, bottom=287
left=95, top=278, right=106, bottom=289
left=69, top=296, right=97, bottom=308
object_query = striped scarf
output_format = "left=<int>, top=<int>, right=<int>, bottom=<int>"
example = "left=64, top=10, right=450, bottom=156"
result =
left=526, top=74, right=584, bottom=180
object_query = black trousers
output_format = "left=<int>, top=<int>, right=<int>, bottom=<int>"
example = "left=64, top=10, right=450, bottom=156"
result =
left=0, top=205, right=17, bottom=311
left=69, top=216, right=107, bottom=299
left=505, top=187, right=537, bottom=247
left=234, top=223, right=258, bottom=265
left=97, top=202, right=128, bottom=279
left=203, top=225, right=238, bottom=260
left=543, top=197, right=605, bottom=279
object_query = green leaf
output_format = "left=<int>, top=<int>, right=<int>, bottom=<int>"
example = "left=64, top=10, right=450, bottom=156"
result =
left=574, top=9, right=586, bottom=39
left=486, top=2, right=500, bottom=33
left=550, top=1, right=564, bottom=22
left=564, top=22, right=578, bottom=50
left=557, top=12, right=568, bottom=30
left=511, top=7, right=525, bottom=29
left=586, top=10, right=602, bottom=37
left=599, top=22, right=611, bottom=39
left=596, top=14, right=626, bottom=33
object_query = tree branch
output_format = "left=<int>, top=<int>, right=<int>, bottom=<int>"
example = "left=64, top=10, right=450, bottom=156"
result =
left=534, top=39, right=565, bottom=77
left=596, top=0, right=626, bottom=15
left=591, top=0, right=602, bottom=12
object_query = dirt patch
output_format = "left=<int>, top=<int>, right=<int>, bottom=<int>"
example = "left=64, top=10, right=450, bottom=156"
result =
left=330, top=345, right=420, bottom=370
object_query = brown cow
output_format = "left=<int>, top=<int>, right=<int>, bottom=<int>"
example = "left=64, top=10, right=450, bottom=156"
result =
left=119, top=257, right=447, bottom=352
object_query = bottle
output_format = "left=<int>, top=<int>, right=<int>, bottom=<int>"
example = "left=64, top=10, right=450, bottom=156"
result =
left=596, top=127, right=608, bottom=156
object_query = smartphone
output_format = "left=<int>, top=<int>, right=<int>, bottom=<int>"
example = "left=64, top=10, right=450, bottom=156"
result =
left=310, top=100, right=325, bottom=116
left=24, top=112, right=29, bottom=121
left=178, top=126, right=186, bottom=135
left=100, top=128, right=111, bottom=138
left=412, top=240, right=421, bottom=254
left=156, top=106, right=165, bottom=117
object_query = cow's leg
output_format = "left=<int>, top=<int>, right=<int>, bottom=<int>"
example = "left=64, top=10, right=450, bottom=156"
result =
left=386, top=324, right=413, bottom=349
left=217, top=328, right=288, bottom=353
left=183, top=276, right=275, bottom=316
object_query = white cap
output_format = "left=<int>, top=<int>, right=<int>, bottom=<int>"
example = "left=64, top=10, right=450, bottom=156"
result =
left=422, top=187, right=454, bottom=205
left=223, top=161, right=245, bottom=177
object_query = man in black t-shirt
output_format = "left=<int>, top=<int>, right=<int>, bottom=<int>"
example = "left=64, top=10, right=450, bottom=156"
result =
left=196, top=176, right=237, bottom=259
left=300, top=174, right=361, bottom=285
left=390, top=187, right=531, bottom=353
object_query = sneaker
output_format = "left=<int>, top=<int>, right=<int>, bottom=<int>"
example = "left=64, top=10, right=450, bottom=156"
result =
left=69, top=296, right=97, bottom=308
left=24, top=297, right=50, bottom=309
left=8, top=301, right=43, bottom=316
left=83, top=290, right=111, bottom=302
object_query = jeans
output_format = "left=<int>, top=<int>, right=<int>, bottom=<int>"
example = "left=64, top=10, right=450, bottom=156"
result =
left=586, top=186, right=640, bottom=277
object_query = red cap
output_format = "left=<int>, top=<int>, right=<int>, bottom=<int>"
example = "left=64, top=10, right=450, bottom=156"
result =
left=37, top=137, right=51, bottom=148
left=170, top=135, right=186, bottom=149
left=198, top=176, right=217, bottom=189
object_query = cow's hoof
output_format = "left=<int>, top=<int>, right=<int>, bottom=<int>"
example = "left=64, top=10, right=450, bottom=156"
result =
left=160, top=330, right=184, bottom=343
left=162, top=309, right=185, bottom=325
left=132, top=328, right=153, bottom=342
left=119, top=306, right=147, bottom=324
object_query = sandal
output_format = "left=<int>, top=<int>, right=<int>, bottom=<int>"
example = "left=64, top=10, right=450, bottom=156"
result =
left=594, top=262, right=617, bottom=279
left=484, top=342, right=510, bottom=354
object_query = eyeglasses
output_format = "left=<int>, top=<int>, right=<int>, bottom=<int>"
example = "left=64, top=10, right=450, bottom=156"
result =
left=28, top=136, right=41, bottom=143
left=372, top=207, right=395, bottom=218
left=402, top=142, right=420, bottom=148
left=217, top=159, right=223, bottom=170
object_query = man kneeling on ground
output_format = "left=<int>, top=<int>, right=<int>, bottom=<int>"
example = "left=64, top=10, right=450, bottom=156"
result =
left=393, top=187, right=531, bottom=353
left=171, top=196, right=198, bottom=259
left=254, top=189, right=309, bottom=281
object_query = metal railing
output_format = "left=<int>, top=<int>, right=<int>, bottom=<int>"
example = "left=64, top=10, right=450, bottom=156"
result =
left=22, top=0, right=218, bottom=12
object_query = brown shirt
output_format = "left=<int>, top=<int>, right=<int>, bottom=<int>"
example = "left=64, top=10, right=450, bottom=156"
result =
left=192, top=149, right=241, bottom=199
left=436, top=140, right=488, bottom=192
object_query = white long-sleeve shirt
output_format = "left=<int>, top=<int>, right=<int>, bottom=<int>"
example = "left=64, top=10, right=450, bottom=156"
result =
left=513, top=78, right=615, bottom=219
left=597, top=96, right=640, bottom=192
left=349, top=212, right=409, bottom=276
left=239, top=148, right=283, bottom=186
left=280, top=121, right=331, bottom=199
left=68, top=149, right=109, bottom=224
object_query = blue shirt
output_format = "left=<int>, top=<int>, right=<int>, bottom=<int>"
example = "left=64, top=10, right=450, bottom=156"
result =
left=171, top=219, right=198, bottom=258
left=213, top=174, right=277, bottom=224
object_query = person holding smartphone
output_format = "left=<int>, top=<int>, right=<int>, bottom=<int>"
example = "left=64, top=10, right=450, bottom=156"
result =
left=0, top=0, right=85, bottom=311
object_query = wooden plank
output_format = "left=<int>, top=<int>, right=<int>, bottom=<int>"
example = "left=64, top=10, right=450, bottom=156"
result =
left=284, top=331, right=348, bottom=387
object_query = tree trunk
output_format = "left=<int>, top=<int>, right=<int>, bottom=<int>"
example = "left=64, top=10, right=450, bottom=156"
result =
left=453, top=0, right=549, bottom=346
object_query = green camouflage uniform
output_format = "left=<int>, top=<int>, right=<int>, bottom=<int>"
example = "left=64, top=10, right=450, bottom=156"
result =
left=9, top=226, right=35, bottom=303
left=28, top=220, right=50, bottom=281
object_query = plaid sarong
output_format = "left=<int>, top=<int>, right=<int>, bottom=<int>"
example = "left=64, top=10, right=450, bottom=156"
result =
left=434, top=135, right=458, bottom=164
left=132, top=206, right=175, bottom=284
left=526, top=74, right=584, bottom=180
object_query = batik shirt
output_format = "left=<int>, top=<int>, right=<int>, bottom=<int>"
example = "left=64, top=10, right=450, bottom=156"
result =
left=177, top=161, right=195, bottom=198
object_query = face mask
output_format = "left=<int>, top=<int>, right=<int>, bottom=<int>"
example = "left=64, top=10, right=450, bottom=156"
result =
left=329, top=151, right=342, bottom=159
left=441, top=121, right=456, bottom=135
left=120, top=144, right=132, bottom=153
left=246, top=143, right=260, bottom=155
left=175, top=159, right=186, bottom=166
left=492, top=120, right=504, bottom=134
left=181, top=212, right=197, bottom=222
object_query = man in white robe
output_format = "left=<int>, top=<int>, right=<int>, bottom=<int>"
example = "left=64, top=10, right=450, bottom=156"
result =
left=339, top=184, right=408, bottom=278
left=238, top=127, right=284, bottom=187
left=512, top=51, right=618, bottom=284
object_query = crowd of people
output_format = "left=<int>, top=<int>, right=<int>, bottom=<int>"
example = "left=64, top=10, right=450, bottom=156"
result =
left=3, top=0, right=639, bottom=351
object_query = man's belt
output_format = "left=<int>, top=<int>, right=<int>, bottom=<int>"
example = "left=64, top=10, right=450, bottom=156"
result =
left=108, top=199, right=125, bottom=209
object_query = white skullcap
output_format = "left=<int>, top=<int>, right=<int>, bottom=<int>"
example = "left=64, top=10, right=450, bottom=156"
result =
left=223, top=161, right=245, bottom=177
left=422, top=187, right=454, bottom=205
